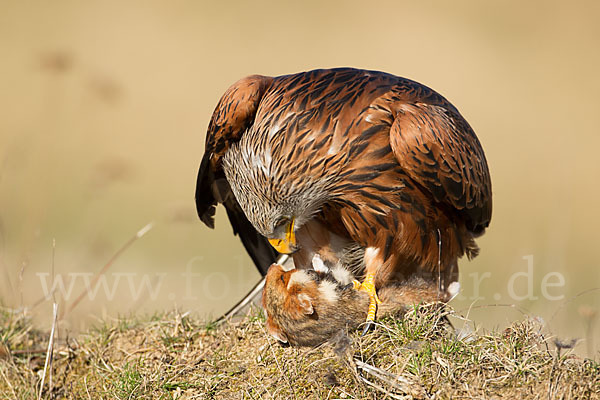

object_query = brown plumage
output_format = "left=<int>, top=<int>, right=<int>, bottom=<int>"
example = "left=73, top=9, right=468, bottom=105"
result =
left=196, top=68, right=492, bottom=318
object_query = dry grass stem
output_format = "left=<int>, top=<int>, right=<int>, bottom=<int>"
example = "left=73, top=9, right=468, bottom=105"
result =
left=37, top=303, right=58, bottom=400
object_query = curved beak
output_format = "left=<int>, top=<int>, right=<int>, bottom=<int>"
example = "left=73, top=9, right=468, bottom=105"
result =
left=268, top=218, right=296, bottom=254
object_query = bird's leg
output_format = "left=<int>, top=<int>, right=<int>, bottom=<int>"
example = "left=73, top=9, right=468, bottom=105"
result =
left=357, top=272, right=381, bottom=320
left=354, top=247, right=383, bottom=334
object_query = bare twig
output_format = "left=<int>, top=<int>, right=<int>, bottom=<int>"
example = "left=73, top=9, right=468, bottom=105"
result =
left=355, top=359, right=428, bottom=398
left=215, top=254, right=290, bottom=325
left=0, top=212, right=13, bottom=299
left=18, top=261, right=27, bottom=310
left=10, top=348, right=47, bottom=355
left=548, top=288, right=600, bottom=327
left=51, top=239, right=56, bottom=304
left=60, top=222, right=153, bottom=320
left=357, top=375, right=410, bottom=400
left=30, top=289, right=57, bottom=311
left=458, top=302, right=532, bottom=319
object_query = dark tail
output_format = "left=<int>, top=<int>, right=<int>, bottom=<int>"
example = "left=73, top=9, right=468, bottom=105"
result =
left=195, top=153, right=278, bottom=276
left=195, top=152, right=217, bottom=228
left=223, top=196, right=279, bottom=275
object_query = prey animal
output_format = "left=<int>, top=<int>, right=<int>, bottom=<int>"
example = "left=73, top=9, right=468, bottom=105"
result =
left=263, top=262, right=445, bottom=346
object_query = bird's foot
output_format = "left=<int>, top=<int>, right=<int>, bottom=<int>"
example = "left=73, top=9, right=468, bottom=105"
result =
left=354, top=273, right=381, bottom=335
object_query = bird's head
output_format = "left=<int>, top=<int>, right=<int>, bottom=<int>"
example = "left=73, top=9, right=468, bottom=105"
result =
left=266, top=216, right=297, bottom=254
left=222, top=139, right=332, bottom=254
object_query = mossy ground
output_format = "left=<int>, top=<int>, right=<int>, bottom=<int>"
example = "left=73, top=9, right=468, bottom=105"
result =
left=0, top=305, right=598, bottom=399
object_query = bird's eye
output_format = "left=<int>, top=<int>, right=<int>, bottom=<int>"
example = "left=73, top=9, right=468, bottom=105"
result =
left=280, top=274, right=285, bottom=283
left=275, top=217, right=289, bottom=230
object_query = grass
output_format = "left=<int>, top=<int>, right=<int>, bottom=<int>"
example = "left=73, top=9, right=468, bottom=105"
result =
left=0, top=304, right=598, bottom=399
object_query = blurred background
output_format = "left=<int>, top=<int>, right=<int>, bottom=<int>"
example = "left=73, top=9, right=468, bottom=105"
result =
left=1, top=1, right=599, bottom=356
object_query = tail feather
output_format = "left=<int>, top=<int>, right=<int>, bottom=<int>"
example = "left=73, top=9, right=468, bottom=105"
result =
left=195, top=151, right=277, bottom=276
left=224, top=197, right=278, bottom=276
left=195, top=152, right=217, bottom=228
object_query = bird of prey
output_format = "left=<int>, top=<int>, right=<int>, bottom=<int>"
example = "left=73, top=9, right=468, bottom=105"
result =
left=195, top=68, right=492, bottom=325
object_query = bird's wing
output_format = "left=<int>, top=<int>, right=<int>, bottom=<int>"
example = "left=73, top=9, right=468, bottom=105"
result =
left=196, top=74, right=273, bottom=227
left=388, top=101, right=492, bottom=234
left=195, top=75, right=278, bottom=275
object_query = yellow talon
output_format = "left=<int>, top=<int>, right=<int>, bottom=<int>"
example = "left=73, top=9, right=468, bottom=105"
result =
left=355, top=273, right=381, bottom=323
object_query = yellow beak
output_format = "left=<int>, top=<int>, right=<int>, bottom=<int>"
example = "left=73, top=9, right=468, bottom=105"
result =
left=268, top=219, right=296, bottom=254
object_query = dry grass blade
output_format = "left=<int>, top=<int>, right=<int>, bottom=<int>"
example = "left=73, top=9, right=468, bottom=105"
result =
left=38, top=303, right=58, bottom=400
